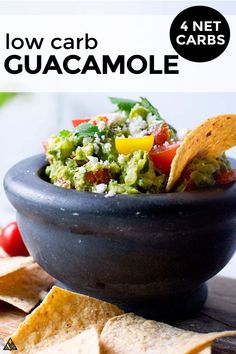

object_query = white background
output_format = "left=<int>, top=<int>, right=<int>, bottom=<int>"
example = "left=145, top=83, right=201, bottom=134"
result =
left=0, top=1, right=235, bottom=278
left=0, top=14, right=235, bottom=92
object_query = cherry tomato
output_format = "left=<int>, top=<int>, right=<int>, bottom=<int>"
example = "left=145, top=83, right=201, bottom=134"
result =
left=85, top=169, right=110, bottom=185
left=149, top=142, right=181, bottom=174
left=152, top=123, right=169, bottom=146
left=0, top=222, right=29, bottom=257
left=72, top=118, right=91, bottom=128
left=216, top=170, right=236, bottom=185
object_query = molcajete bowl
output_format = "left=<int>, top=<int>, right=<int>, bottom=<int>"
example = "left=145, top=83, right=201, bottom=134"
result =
left=4, top=154, right=236, bottom=319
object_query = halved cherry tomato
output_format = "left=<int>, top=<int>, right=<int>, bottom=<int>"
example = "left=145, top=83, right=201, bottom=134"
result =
left=149, top=142, right=181, bottom=174
left=0, top=221, right=29, bottom=257
left=72, top=118, right=91, bottom=128
left=152, top=123, right=169, bottom=146
left=85, top=169, right=110, bottom=185
left=216, top=170, right=236, bottom=185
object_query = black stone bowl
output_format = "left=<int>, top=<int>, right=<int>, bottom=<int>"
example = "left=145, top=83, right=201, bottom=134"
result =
left=4, top=154, right=236, bottom=319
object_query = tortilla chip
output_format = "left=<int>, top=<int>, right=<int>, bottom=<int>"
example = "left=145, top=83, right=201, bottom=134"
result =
left=167, top=114, right=236, bottom=191
left=10, top=286, right=123, bottom=353
left=0, top=256, right=33, bottom=277
left=0, top=303, right=25, bottom=338
left=0, top=263, right=54, bottom=313
left=37, top=327, right=100, bottom=354
left=196, top=348, right=210, bottom=354
left=100, top=313, right=236, bottom=354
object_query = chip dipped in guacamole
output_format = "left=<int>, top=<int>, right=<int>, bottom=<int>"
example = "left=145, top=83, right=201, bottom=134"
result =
left=45, top=97, right=236, bottom=195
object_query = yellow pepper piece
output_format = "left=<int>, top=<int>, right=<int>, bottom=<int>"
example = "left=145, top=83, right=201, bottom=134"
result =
left=115, top=135, right=154, bottom=155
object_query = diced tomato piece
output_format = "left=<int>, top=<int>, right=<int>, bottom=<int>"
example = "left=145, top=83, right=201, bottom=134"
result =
left=72, top=118, right=91, bottom=128
left=43, top=142, right=49, bottom=153
left=176, top=168, right=196, bottom=191
left=85, top=171, right=96, bottom=184
left=85, top=169, right=110, bottom=185
left=216, top=170, right=236, bottom=185
left=152, top=123, right=169, bottom=146
left=149, top=142, right=181, bottom=174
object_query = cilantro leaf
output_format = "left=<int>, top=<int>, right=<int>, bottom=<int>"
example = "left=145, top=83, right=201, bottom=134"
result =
left=109, top=97, right=138, bottom=113
left=140, top=97, right=177, bottom=134
left=59, top=129, right=71, bottom=138
left=75, top=123, right=100, bottom=137
left=139, top=97, right=162, bottom=121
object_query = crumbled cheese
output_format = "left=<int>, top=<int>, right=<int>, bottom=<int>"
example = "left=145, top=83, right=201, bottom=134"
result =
left=146, top=113, right=161, bottom=129
left=97, top=120, right=106, bottom=132
left=83, top=137, right=92, bottom=145
left=94, top=134, right=101, bottom=144
left=88, top=156, right=99, bottom=167
left=118, top=154, right=126, bottom=164
left=129, top=116, right=148, bottom=137
left=104, top=142, right=112, bottom=150
left=95, top=183, right=107, bottom=193
left=105, top=190, right=116, bottom=197
left=103, top=160, right=110, bottom=167
left=146, top=114, right=156, bottom=124
left=107, top=112, right=125, bottom=125
left=93, top=143, right=100, bottom=154
left=79, top=166, right=86, bottom=174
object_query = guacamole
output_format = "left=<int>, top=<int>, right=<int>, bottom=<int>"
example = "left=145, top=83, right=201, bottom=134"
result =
left=45, top=97, right=235, bottom=195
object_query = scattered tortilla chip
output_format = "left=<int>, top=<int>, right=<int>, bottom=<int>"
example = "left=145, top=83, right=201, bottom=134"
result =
left=100, top=313, right=236, bottom=354
left=167, top=114, right=236, bottom=191
left=37, top=327, right=100, bottom=354
left=0, top=256, right=33, bottom=277
left=10, top=286, right=123, bottom=354
left=197, top=348, right=210, bottom=354
left=0, top=263, right=54, bottom=313
left=0, top=302, right=25, bottom=338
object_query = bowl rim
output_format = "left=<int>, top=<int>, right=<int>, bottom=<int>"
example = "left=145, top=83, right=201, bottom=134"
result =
left=4, top=154, right=236, bottom=216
